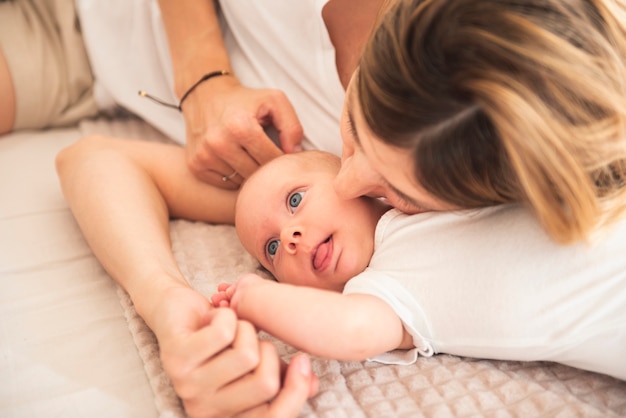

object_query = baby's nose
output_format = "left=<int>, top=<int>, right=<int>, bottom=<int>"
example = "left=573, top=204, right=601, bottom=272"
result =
left=281, top=228, right=302, bottom=254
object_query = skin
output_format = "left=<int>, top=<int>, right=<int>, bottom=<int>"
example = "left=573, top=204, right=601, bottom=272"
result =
left=235, top=152, right=389, bottom=291
left=0, top=47, right=15, bottom=135
left=53, top=65, right=453, bottom=418
left=55, top=137, right=318, bottom=418
left=53, top=46, right=451, bottom=418
left=211, top=273, right=415, bottom=361
left=51, top=2, right=385, bottom=417
left=51, top=1, right=452, bottom=416
left=158, top=0, right=291, bottom=187
left=45, top=0, right=626, bottom=413
left=334, top=73, right=459, bottom=214
left=212, top=152, right=414, bottom=361
left=158, top=0, right=384, bottom=188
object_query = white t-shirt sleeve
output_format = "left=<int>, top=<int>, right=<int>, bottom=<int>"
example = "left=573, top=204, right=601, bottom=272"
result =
left=343, top=272, right=435, bottom=365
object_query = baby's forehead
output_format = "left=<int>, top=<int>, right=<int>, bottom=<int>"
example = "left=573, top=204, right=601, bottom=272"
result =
left=274, top=151, right=339, bottom=173
left=259, top=153, right=329, bottom=179
left=241, top=151, right=339, bottom=199
left=250, top=156, right=301, bottom=189
left=237, top=158, right=296, bottom=208
left=268, top=153, right=303, bottom=172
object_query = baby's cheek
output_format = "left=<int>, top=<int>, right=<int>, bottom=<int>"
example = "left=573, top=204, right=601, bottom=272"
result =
left=338, top=255, right=367, bottom=284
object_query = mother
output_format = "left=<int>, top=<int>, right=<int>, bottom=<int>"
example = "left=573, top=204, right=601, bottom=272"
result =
left=338, top=0, right=626, bottom=244
left=55, top=0, right=626, bottom=416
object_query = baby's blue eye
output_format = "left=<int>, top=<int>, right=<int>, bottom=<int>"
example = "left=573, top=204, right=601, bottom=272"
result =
left=267, top=239, right=280, bottom=259
left=288, top=191, right=304, bottom=212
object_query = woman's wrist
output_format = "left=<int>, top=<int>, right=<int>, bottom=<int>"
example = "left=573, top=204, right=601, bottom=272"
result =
left=178, top=70, right=233, bottom=111
left=127, top=270, right=191, bottom=329
left=177, top=74, right=241, bottom=127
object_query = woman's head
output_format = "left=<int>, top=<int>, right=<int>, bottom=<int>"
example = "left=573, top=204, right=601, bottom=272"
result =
left=235, top=151, right=386, bottom=291
left=335, top=0, right=626, bottom=243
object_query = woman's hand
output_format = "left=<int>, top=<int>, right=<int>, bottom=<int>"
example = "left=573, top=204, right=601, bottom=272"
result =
left=236, top=353, right=319, bottom=418
left=151, top=285, right=317, bottom=418
left=181, top=76, right=304, bottom=188
left=158, top=0, right=303, bottom=188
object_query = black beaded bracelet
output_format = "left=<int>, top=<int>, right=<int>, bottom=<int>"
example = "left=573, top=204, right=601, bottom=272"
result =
left=138, top=70, right=232, bottom=112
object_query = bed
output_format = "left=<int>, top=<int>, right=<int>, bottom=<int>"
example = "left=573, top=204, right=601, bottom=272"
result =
left=2, top=115, right=625, bottom=417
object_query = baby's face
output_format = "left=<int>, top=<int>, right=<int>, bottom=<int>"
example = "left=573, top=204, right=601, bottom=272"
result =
left=235, top=151, right=383, bottom=292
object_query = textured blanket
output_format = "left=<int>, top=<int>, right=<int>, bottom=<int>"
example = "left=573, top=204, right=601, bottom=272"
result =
left=81, top=117, right=626, bottom=418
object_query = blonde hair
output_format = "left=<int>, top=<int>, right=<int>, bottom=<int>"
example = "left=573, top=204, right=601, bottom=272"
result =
left=359, top=0, right=626, bottom=243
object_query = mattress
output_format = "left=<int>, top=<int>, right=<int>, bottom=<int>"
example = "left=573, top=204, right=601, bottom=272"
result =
left=2, top=116, right=625, bottom=417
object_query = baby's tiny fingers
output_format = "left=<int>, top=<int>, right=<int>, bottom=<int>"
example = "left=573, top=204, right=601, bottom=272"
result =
left=210, top=292, right=227, bottom=307
left=217, top=282, right=232, bottom=291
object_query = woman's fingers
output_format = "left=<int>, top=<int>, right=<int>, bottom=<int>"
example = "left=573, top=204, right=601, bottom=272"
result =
left=269, top=353, right=318, bottom=413
left=235, top=353, right=317, bottom=418
left=216, top=340, right=284, bottom=413
left=173, top=318, right=277, bottom=418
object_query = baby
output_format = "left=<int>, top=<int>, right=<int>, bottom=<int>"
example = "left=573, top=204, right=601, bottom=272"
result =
left=212, top=150, right=626, bottom=377
left=214, top=150, right=418, bottom=361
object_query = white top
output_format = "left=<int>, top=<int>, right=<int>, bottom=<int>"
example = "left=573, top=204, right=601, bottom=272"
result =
left=75, top=0, right=345, bottom=155
left=344, top=206, right=626, bottom=380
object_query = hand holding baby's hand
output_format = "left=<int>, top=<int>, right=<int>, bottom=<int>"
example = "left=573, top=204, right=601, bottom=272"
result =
left=211, top=274, right=269, bottom=310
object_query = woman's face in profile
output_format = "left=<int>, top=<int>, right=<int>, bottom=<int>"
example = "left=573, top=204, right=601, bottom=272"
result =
left=334, top=74, right=456, bottom=214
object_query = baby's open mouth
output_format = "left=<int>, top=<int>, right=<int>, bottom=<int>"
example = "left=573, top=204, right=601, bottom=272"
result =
left=312, top=235, right=333, bottom=271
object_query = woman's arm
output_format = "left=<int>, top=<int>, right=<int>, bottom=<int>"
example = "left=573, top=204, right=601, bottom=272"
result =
left=157, top=0, right=229, bottom=100
left=156, top=0, right=303, bottom=185
left=56, top=136, right=225, bottom=305
left=216, top=274, right=412, bottom=361
left=56, top=136, right=316, bottom=417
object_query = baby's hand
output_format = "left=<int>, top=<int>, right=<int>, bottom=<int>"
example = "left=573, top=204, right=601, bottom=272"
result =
left=210, top=282, right=236, bottom=308
left=211, top=274, right=270, bottom=310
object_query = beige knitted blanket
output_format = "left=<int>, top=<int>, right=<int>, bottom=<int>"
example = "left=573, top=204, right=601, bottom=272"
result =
left=83, top=117, right=626, bottom=418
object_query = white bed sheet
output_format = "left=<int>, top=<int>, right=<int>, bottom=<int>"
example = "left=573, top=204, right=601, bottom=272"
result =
left=0, top=128, right=157, bottom=417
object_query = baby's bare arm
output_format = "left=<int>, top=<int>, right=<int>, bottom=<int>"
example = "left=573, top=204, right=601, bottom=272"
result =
left=226, top=274, right=409, bottom=361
